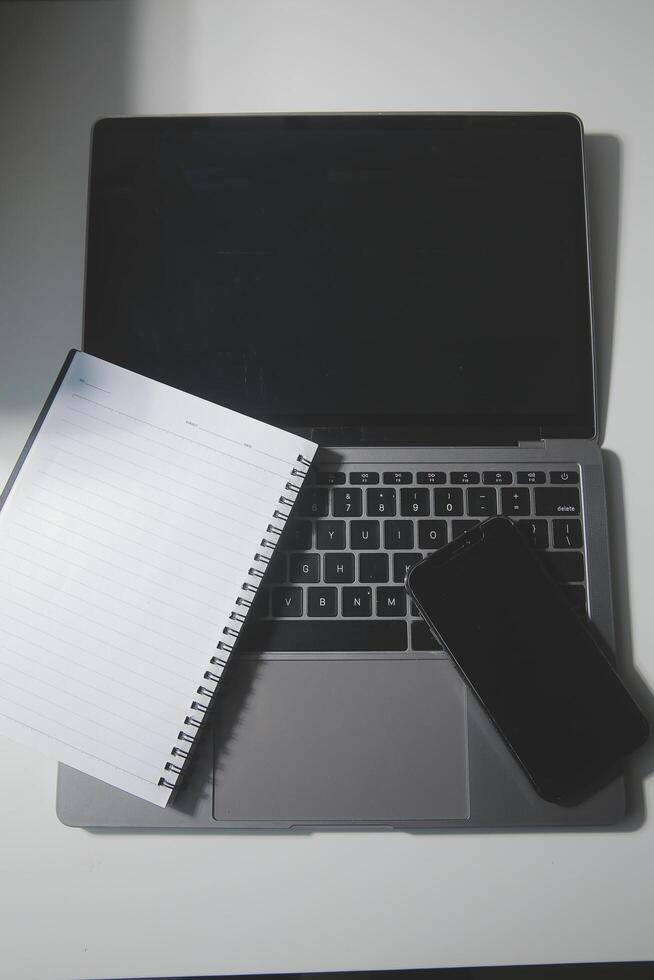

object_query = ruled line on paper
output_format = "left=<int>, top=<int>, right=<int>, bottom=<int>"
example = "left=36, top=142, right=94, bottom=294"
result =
left=0, top=686, right=166, bottom=773
left=10, top=518, right=237, bottom=604
left=0, top=624, right=175, bottom=726
left=0, top=551, right=215, bottom=642
left=0, top=570, right=203, bottom=664
left=6, top=526, right=233, bottom=614
left=39, top=450, right=266, bottom=534
left=0, top=660, right=173, bottom=753
left=60, top=413, right=282, bottom=492
left=0, top=350, right=317, bottom=805
left=70, top=393, right=292, bottom=475
left=16, top=503, right=248, bottom=593
left=79, top=379, right=111, bottom=395
left=192, top=421, right=301, bottom=468
left=51, top=428, right=275, bottom=515
left=29, top=476, right=259, bottom=565
left=0, top=592, right=194, bottom=689
left=1, top=543, right=221, bottom=629
left=56, top=419, right=277, bottom=505
left=0, top=698, right=163, bottom=783
left=0, top=610, right=185, bottom=709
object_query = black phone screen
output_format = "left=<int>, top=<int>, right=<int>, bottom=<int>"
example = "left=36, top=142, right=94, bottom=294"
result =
left=406, top=517, right=648, bottom=804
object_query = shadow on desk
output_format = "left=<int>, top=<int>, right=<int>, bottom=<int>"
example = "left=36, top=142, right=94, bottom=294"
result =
left=603, top=451, right=654, bottom=831
left=143, top=960, right=654, bottom=978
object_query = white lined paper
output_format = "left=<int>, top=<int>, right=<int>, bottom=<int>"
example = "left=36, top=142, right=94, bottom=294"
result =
left=0, top=352, right=316, bottom=805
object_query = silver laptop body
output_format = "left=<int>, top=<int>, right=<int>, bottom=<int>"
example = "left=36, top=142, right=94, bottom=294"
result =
left=57, top=112, right=626, bottom=828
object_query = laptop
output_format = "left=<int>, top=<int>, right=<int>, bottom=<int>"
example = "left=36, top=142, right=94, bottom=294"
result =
left=57, top=112, right=627, bottom=828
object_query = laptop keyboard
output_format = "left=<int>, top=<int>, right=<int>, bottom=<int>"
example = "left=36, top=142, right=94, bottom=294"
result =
left=237, top=467, right=586, bottom=654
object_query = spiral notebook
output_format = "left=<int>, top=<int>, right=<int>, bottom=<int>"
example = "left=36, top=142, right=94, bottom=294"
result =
left=0, top=350, right=317, bottom=806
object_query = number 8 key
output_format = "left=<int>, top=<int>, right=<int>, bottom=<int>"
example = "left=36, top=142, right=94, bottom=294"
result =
left=366, top=488, right=397, bottom=517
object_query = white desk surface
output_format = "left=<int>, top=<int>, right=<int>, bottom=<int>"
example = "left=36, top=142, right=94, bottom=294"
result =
left=1, top=2, right=654, bottom=978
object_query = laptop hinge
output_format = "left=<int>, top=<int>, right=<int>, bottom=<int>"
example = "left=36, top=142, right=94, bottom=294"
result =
left=517, top=426, right=546, bottom=451
left=307, top=425, right=544, bottom=447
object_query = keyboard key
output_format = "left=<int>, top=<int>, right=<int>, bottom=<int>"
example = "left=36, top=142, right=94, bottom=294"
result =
left=307, top=587, right=338, bottom=617
left=434, top=488, right=463, bottom=516
left=393, top=552, right=423, bottom=583
left=324, top=553, right=355, bottom=583
left=501, top=488, right=531, bottom=516
left=350, top=471, right=380, bottom=485
left=366, top=488, right=397, bottom=516
left=450, top=471, right=480, bottom=484
left=562, top=584, right=587, bottom=613
left=467, top=487, right=497, bottom=517
left=359, top=553, right=389, bottom=583
left=384, top=520, right=414, bottom=549
left=534, top=487, right=581, bottom=516
left=333, top=488, right=363, bottom=517
left=350, top=521, right=380, bottom=550
left=289, top=553, right=320, bottom=583
left=296, top=488, right=329, bottom=517
left=517, top=519, right=549, bottom=549
left=342, top=586, right=372, bottom=617
left=282, top=519, right=312, bottom=550
left=483, top=471, right=512, bottom=485
left=553, top=519, right=583, bottom=549
left=452, top=520, right=479, bottom=538
left=517, top=471, right=546, bottom=484
left=400, top=488, right=430, bottom=516
left=383, top=471, right=412, bottom=484
left=417, top=471, right=446, bottom=484
left=237, top=620, right=407, bottom=652
left=541, top=551, right=585, bottom=582
left=266, top=552, right=287, bottom=584
left=411, top=621, right=443, bottom=651
left=271, top=587, right=303, bottom=617
left=377, top=587, right=406, bottom=617
left=316, top=521, right=346, bottom=550
left=315, top=471, right=346, bottom=485
left=418, top=520, right=447, bottom=550
left=410, top=600, right=421, bottom=617
left=550, top=470, right=580, bottom=484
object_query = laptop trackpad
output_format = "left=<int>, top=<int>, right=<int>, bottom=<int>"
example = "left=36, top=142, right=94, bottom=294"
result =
left=212, top=658, right=469, bottom=825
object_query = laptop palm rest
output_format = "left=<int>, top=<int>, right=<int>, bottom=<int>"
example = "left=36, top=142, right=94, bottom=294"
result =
left=212, top=657, right=470, bottom=825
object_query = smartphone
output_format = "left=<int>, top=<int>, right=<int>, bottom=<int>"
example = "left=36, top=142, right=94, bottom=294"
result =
left=406, top=516, right=649, bottom=805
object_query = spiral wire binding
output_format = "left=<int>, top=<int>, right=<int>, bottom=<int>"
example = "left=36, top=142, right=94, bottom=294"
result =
left=158, top=452, right=312, bottom=792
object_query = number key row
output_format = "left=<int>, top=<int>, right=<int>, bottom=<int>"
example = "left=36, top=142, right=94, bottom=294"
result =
left=295, top=485, right=580, bottom=519
left=295, top=486, right=483, bottom=518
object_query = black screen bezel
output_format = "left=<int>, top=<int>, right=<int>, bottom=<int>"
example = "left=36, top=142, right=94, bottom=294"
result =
left=83, top=112, right=597, bottom=446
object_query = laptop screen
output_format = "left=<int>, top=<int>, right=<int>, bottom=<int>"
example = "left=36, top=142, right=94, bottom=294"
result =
left=84, top=114, right=595, bottom=442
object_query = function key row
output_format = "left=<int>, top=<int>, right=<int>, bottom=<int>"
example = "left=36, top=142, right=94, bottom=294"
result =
left=295, top=486, right=581, bottom=518
left=311, top=469, right=580, bottom=486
